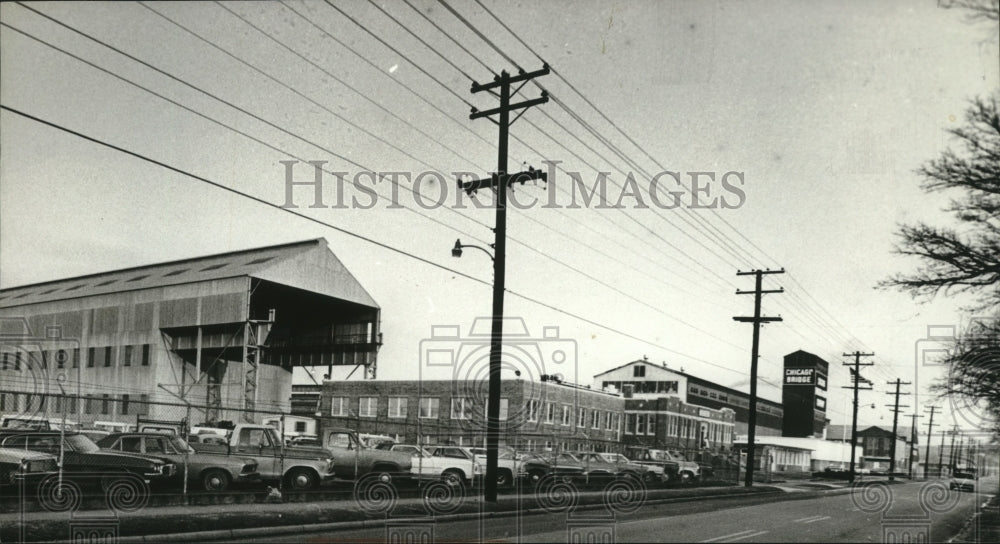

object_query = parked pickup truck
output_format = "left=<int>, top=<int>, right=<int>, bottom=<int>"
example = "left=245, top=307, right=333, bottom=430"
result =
left=189, top=424, right=335, bottom=490
left=97, top=432, right=260, bottom=492
left=321, top=427, right=412, bottom=483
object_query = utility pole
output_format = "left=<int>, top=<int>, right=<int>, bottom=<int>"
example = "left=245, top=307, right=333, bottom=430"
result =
left=922, top=406, right=938, bottom=479
left=907, top=413, right=922, bottom=479
left=885, top=379, right=911, bottom=482
left=733, top=268, right=784, bottom=487
left=937, top=429, right=946, bottom=477
left=948, top=425, right=960, bottom=475
left=463, top=65, right=549, bottom=503
left=957, top=435, right=965, bottom=469
left=842, top=351, right=874, bottom=483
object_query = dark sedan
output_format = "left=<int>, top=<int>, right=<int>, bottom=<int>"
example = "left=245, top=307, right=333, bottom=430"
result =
left=0, top=431, right=176, bottom=492
left=98, top=433, right=259, bottom=492
left=0, top=447, right=59, bottom=488
left=518, top=451, right=586, bottom=485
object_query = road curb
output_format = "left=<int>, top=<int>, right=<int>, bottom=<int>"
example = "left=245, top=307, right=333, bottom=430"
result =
left=31, top=487, right=786, bottom=543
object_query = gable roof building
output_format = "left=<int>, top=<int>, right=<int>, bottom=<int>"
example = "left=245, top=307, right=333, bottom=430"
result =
left=0, top=238, right=380, bottom=426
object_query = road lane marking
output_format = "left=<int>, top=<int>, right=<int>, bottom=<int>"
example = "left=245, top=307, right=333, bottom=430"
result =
left=700, top=530, right=756, bottom=542
left=724, top=530, right=769, bottom=542
left=794, top=515, right=826, bottom=523
left=803, top=516, right=831, bottom=524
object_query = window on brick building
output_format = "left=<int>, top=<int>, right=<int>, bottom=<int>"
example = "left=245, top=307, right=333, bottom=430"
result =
left=330, top=397, right=348, bottom=416
left=419, top=398, right=439, bottom=418
left=560, top=405, right=570, bottom=426
left=359, top=397, right=378, bottom=417
left=451, top=398, right=473, bottom=420
left=625, top=413, right=636, bottom=435
left=527, top=399, right=539, bottom=422
left=545, top=403, right=554, bottom=424
left=388, top=397, right=407, bottom=418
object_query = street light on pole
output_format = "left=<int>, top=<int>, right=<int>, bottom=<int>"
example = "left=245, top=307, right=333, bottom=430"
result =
left=452, top=239, right=495, bottom=262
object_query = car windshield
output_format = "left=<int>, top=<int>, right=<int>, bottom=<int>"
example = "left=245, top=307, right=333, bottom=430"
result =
left=66, top=434, right=100, bottom=453
left=557, top=453, right=579, bottom=464
left=169, top=436, right=195, bottom=453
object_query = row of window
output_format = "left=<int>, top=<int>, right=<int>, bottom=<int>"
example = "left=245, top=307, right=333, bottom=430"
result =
left=688, top=384, right=731, bottom=403
left=0, top=345, right=151, bottom=371
left=623, top=412, right=733, bottom=443
left=687, top=384, right=783, bottom=416
left=330, top=396, right=621, bottom=432
left=0, top=392, right=150, bottom=416
left=602, top=380, right=680, bottom=394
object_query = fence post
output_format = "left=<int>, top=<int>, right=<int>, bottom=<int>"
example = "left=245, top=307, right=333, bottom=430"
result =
left=183, top=404, right=191, bottom=500
left=279, top=413, right=285, bottom=493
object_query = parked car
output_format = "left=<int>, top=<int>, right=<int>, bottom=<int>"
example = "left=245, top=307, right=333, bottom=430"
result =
left=0, top=447, right=59, bottom=487
left=575, top=452, right=654, bottom=483
left=0, top=431, right=176, bottom=491
left=635, top=449, right=699, bottom=484
left=97, top=432, right=260, bottom=492
left=423, top=445, right=483, bottom=487
left=79, top=429, right=111, bottom=443
left=189, top=424, right=335, bottom=490
left=377, top=444, right=477, bottom=487
left=467, top=447, right=520, bottom=488
left=320, top=427, right=412, bottom=484
left=950, top=469, right=978, bottom=492
left=517, top=451, right=586, bottom=485
left=0, top=417, right=81, bottom=432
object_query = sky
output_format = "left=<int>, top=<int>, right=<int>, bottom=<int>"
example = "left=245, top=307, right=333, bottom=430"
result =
left=1, top=1, right=998, bottom=439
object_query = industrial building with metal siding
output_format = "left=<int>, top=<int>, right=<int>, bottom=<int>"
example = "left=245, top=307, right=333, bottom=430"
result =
left=0, top=238, right=381, bottom=426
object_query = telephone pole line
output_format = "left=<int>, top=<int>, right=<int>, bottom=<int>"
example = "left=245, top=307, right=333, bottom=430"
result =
left=885, top=379, right=911, bottom=481
left=923, top=406, right=938, bottom=478
left=462, top=65, right=549, bottom=503
left=733, top=268, right=784, bottom=487
left=842, top=351, right=874, bottom=483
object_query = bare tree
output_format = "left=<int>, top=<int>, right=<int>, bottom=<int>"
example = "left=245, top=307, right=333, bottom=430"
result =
left=941, top=0, right=1000, bottom=24
left=880, top=95, right=1000, bottom=311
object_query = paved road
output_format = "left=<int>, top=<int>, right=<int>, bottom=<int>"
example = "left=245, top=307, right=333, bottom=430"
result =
left=225, top=479, right=993, bottom=543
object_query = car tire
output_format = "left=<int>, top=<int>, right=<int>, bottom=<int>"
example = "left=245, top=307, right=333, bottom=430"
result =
left=497, top=469, right=514, bottom=489
left=441, top=469, right=465, bottom=489
left=680, top=471, right=694, bottom=485
left=201, top=469, right=230, bottom=492
left=286, top=468, right=318, bottom=491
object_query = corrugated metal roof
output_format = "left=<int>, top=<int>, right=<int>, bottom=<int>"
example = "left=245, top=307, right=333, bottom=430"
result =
left=0, top=238, right=378, bottom=310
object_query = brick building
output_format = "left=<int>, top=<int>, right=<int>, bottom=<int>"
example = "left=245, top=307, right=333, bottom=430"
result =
left=621, top=395, right=736, bottom=452
left=594, top=359, right=782, bottom=439
left=319, top=379, right=624, bottom=451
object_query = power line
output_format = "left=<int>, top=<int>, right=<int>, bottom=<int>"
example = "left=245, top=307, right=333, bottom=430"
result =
left=462, top=0, right=879, bottom=364
left=198, top=1, right=748, bottom=353
left=0, top=104, right=755, bottom=380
